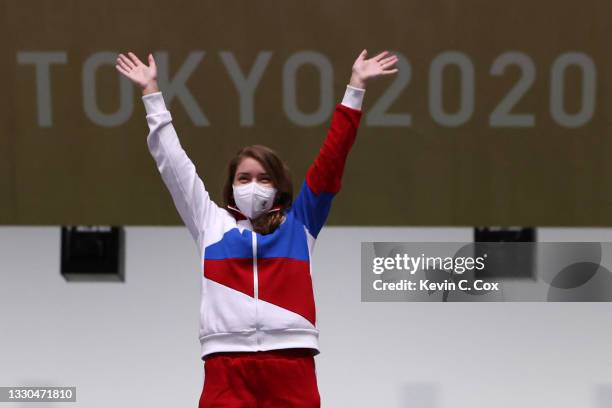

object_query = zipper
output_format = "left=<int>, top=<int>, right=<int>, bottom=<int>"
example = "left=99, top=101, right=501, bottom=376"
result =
left=252, top=231, right=258, bottom=300
left=251, top=231, right=261, bottom=344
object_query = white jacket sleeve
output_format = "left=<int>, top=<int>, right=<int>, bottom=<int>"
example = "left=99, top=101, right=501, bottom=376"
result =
left=143, top=91, right=221, bottom=246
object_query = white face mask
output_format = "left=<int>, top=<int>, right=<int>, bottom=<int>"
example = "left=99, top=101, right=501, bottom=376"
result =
left=232, top=182, right=278, bottom=219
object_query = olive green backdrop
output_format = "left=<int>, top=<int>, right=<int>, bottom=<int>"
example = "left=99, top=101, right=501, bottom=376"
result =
left=2, top=0, right=611, bottom=226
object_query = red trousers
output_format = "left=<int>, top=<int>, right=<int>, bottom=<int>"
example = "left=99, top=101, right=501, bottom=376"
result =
left=199, top=348, right=321, bottom=407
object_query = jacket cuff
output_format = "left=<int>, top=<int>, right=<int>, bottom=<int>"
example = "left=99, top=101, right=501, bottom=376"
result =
left=341, top=85, right=365, bottom=111
left=142, top=91, right=167, bottom=115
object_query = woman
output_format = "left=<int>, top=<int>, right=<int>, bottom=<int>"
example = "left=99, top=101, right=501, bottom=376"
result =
left=116, top=49, right=398, bottom=407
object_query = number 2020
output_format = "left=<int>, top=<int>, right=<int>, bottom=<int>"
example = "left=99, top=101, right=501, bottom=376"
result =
left=366, top=51, right=596, bottom=129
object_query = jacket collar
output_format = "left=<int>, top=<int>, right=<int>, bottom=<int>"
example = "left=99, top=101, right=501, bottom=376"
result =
left=226, top=204, right=282, bottom=221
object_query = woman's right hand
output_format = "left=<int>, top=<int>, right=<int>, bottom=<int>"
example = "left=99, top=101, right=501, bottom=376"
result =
left=115, top=52, right=159, bottom=95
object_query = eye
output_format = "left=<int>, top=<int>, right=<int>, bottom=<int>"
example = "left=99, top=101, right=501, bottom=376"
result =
left=259, top=176, right=272, bottom=184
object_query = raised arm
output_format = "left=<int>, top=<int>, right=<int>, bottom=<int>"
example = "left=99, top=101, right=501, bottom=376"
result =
left=291, top=49, right=399, bottom=238
left=116, top=52, right=221, bottom=246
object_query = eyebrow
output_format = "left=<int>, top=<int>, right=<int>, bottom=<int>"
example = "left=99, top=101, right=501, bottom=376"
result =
left=236, top=172, right=270, bottom=177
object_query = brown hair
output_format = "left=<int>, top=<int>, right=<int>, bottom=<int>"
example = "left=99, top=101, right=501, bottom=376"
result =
left=222, top=145, right=293, bottom=235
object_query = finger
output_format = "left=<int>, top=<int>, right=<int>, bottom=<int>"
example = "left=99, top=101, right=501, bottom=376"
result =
left=148, top=53, right=156, bottom=69
left=118, top=54, right=135, bottom=69
left=358, top=49, right=367, bottom=60
left=115, top=64, right=130, bottom=76
left=117, top=57, right=132, bottom=72
left=128, top=52, right=143, bottom=66
left=381, top=58, right=398, bottom=69
left=373, top=50, right=389, bottom=62
left=381, top=68, right=399, bottom=75
left=119, top=53, right=135, bottom=69
left=379, top=55, right=398, bottom=65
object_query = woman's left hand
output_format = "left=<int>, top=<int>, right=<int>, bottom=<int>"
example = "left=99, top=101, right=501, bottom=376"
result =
left=349, top=49, right=399, bottom=89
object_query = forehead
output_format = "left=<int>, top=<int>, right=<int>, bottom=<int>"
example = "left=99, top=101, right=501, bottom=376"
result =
left=235, top=157, right=267, bottom=174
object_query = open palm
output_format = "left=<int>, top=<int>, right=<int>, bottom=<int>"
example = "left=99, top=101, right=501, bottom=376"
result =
left=115, top=52, right=157, bottom=89
left=352, top=50, right=399, bottom=82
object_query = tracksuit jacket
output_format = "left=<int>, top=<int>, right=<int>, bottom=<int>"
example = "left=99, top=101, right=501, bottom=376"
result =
left=142, top=85, right=364, bottom=360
